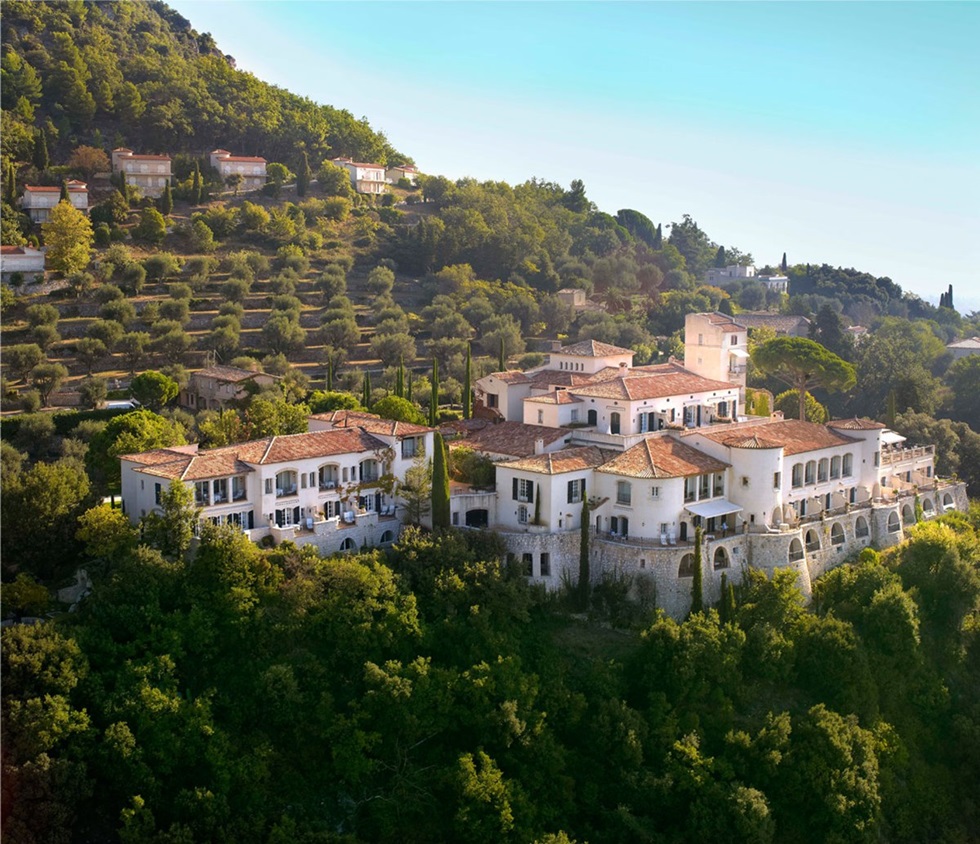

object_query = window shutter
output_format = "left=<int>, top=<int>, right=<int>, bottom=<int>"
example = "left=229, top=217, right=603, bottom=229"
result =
left=293, top=506, right=300, bottom=523
left=527, top=483, right=534, bottom=504
left=301, top=474, right=307, bottom=489
left=513, top=478, right=519, bottom=500
left=581, top=479, right=585, bottom=497
left=265, top=478, right=272, bottom=494
left=567, top=480, right=574, bottom=503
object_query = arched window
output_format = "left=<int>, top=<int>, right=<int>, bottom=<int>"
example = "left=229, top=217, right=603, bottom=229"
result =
left=379, top=530, right=394, bottom=544
left=818, top=458, right=829, bottom=483
left=831, top=523, right=845, bottom=545
left=789, top=537, right=804, bottom=561
left=587, top=409, right=597, bottom=426
left=922, top=497, right=935, bottom=515
left=318, top=463, right=339, bottom=489
left=713, top=547, right=729, bottom=570
left=805, top=529, right=820, bottom=552
left=842, top=453, right=853, bottom=477
left=275, top=470, right=297, bottom=497
left=340, top=537, right=357, bottom=552
left=887, top=512, right=900, bottom=532
left=678, top=554, right=695, bottom=577
left=830, top=455, right=842, bottom=479
left=610, top=412, right=621, bottom=435
left=942, top=492, right=954, bottom=508
left=791, top=463, right=803, bottom=488
left=902, top=503, right=915, bottom=525
left=805, top=461, right=816, bottom=485
left=855, top=516, right=869, bottom=537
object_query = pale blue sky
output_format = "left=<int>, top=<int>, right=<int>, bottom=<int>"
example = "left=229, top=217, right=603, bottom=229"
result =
left=170, top=1, right=980, bottom=311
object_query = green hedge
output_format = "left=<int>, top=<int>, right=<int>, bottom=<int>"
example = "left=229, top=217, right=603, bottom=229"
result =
left=0, top=407, right=133, bottom=441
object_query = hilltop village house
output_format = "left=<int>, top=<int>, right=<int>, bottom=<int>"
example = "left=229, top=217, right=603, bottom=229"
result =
left=121, top=313, right=968, bottom=619
left=0, top=245, right=46, bottom=282
left=386, top=163, right=419, bottom=185
left=179, top=365, right=280, bottom=412
left=111, top=148, right=172, bottom=197
left=210, top=149, right=267, bottom=191
left=706, top=264, right=789, bottom=294
left=332, top=157, right=387, bottom=195
left=20, top=181, right=89, bottom=223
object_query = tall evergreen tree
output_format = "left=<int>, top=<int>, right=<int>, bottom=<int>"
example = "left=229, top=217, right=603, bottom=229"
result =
left=362, top=369, right=371, bottom=409
left=431, top=431, right=450, bottom=530
left=326, top=357, right=333, bottom=392
left=429, top=357, right=439, bottom=427
left=781, top=251, right=788, bottom=272
left=296, top=149, right=311, bottom=197
left=463, top=342, right=472, bottom=420
left=33, top=129, right=48, bottom=171
left=690, top=525, right=704, bottom=615
left=578, top=499, right=591, bottom=610
left=406, top=368, right=413, bottom=403
left=395, top=359, right=404, bottom=399
left=59, top=181, right=70, bottom=203
left=498, top=337, right=506, bottom=372
left=5, top=162, right=16, bottom=204
left=118, top=169, right=128, bottom=204
left=947, top=284, right=954, bottom=310
left=192, top=162, right=202, bottom=205
left=719, top=572, right=736, bottom=624
left=653, top=223, right=663, bottom=249
left=159, top=181, right=173, bottom=216
left=714, top=245, right=727, bottom=268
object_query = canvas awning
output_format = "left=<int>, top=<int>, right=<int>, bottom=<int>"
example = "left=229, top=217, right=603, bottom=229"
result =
left=881, top=430, right=906, bottom=445
left=685, top=499, right=743, bottom=519
left=729, top=348, right=751, bottom=359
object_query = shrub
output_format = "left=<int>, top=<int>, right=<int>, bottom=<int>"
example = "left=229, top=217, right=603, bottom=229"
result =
left=143, top=252, right=182, bottom=281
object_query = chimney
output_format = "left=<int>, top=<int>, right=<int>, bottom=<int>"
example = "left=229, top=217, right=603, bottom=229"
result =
left=619, top=362, right=629, bottom=378
left=551, top=340, right=563, bottom=352
left=534, top=437, right=545, bottom=455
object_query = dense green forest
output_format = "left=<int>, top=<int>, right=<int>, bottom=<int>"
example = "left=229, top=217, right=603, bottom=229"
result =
left=4, top=506, right=980, bottom=843
left=3, top=3, right=980, bottom=841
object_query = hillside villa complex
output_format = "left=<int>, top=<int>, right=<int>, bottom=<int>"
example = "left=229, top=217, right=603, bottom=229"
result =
left=120, top=313, right=969, bottom=618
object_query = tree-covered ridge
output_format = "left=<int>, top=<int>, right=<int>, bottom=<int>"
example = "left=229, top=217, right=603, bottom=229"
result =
left=4, top=509, right=980, bottom=842
left=0, top=0, right=403, bottom=167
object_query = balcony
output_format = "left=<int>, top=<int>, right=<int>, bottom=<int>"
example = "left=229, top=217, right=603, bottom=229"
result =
left=276, top=486, right=297, bottom=498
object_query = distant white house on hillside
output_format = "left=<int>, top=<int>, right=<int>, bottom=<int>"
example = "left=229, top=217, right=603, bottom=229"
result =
left=210, top=149, right=267, bottom=191
left=332, top=157, right=386, bottom=195
left=0, top=245, right=45, bottom=281
left=947, top=337, right=980, bottom=360
left=386, top=163, right=419, bottom=185
left=111, top=148, right=172, bottom=197
left=706, top=264, right=789, bottom=294
left=20, top=181, right=89, bottom=223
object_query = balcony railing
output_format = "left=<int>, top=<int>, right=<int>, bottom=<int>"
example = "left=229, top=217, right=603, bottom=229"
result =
left=276, top=486, right=297, bottom=498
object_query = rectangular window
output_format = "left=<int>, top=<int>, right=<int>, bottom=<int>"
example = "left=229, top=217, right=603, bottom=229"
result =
left=155, top=483, right=162, bottom=505
left=650, top=485, right=660, bottom=499
left=570, top=408, right=579, bottom=423
left=487, top=393, right=498, bottom=408
left=452, top=512, right=459, bottom=526
left=265, top=478, right=273, bottom=495
left=514, top=478, right=534, bottom=503
left=301, top=473, right=308, bottom=489
left=567, top=478, right=584, bottom=504
left=537, top=409, right=544, bottom=424
left=684, top=477, right=697, bottom=503
left=731, top=335, right=737, bottom=345
left=713, top=473, right=725, bottom=497
left=540, top=553, right=551, bottom=576
left=518, top=505, right=529, bottom=524
left=522, top=553, right=533, bottom=575
left=401, top=438, right=417, bottom=459
left=616, top=481, right=632, bottom=506
left=195, top=481, right=210, bottom=506
left=213, top=478, right=228, bottom=504
left=773, top=472, right=781, bottom=489
left=699, top=474, right=710, bottom=499
left=233, top=476, right=247, bottom=501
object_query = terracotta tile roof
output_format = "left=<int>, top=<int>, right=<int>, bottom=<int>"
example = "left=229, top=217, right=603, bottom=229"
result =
left=569, top=369, right=737, bottom=401
left=527, top=369, right=597, bottom=387
left=261, top=429, right=388, bottom=463
left=24, top=184, right=87, bottom=193
left=137, top=447, right=255, bottom=481
left=947, top=337, right=980, bottom=350
left=500, top=446, right=612, bottom=475
left=120, top=445, right=200, bottom=465
left=192, top=365, right=266, bottom=383
left=489, top=370, right=532, bottom=385
left=733, top=313, right=810, bottom=333
left=334, top=158, right=384, bottom=169
left=1, top=245, right=39, bottom=255
left=114, top=150, right=171, bottom=160
left=597, top=437, right=729, bottom=478
left=524, top=390, right=582, bottom=405
left=558, top=339, right=634, bottom=357
left=701, top=312, right=745, bottom=332
left=697, top=419, right=858, bottom=456
left=449, top=421, right=572, bottom=458
left=217, top=154, right=267, bottom=163
left=717, top=434, right=784, bottom=449
left=828, top=418, right=886, bottom=431
left=310, top=410, right=433, bottom=437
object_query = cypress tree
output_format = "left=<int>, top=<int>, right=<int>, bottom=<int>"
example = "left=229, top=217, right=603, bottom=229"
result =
left=362, top=370, right=371, bottom=409
left=118, top=169, right=128, bottom=204
left=653, top=223, right=663, bottom=249
left=396, top=358, right=404, bottom=398
left=59, top=181, right=70, bottom=203
left=498, top=337, right=506, bottom=372
left=33, top=129, right=49, bottom=171
left=429, top=357, right=439, bottom=427
left=781, top=252, right=788, bottom=272
left=296, top=149, right=311, bottom=197
left=714, top=245, right=726, bottom=268
left=431, top=431, right=450, bottom=530
left=947, top=284, right=954, bottom=310
left=159, top=181, right=173, bottom=216
left=719, top=572, right=736, bottom=624
left=5, top=162, right=16, bottom=204
left=463, top=343, right=471, bottom=419
left=326, top=357, right=333, bottom=392
left=406, top=368, right=413, bottom=403
left=690, top=525, right=704, bottom=615
left=192, top=162, right=202, bottom=205
left=578, top=498, right=591, bottom=610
